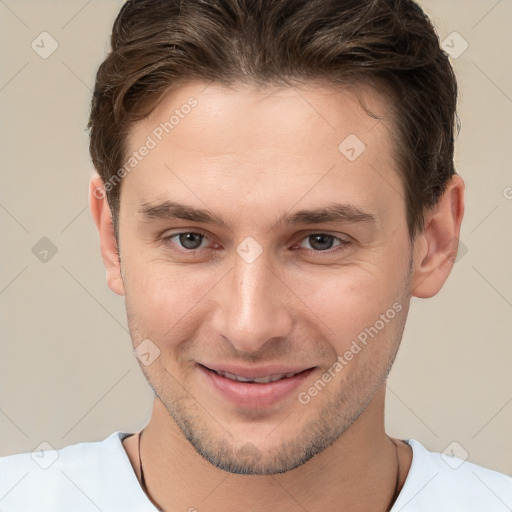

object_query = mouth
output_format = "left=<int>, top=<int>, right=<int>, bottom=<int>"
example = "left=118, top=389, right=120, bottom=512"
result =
left=208, top=368, right=303, bottom=384
left=197, top=363, right=316, bottom=408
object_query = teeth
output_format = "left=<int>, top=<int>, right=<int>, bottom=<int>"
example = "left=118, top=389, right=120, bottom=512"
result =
left=215, top=370, right=298, bottom=383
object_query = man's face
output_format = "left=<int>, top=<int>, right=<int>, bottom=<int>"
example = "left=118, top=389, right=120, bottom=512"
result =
left=117, top=81, right=413, bottom=474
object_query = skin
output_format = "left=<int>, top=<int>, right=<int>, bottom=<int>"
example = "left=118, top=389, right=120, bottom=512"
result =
left=90, top=80, right=464, bottom=511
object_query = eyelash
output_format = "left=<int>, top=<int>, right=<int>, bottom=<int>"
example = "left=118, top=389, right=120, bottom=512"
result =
left=161, top=231, right=352, bottom=256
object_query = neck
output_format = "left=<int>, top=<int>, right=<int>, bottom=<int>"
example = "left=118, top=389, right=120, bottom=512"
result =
left=127, top=384, right=412, bottom=512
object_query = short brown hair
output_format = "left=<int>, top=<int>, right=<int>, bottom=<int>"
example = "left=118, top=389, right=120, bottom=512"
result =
left=88, top=0, right=458, bottom=240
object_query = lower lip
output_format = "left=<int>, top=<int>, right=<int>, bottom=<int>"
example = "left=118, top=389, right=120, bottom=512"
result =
left=198, top=365, right=315, bottom=408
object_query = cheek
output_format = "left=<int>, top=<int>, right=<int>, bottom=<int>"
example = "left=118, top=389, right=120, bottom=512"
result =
left=123, top=258, right=219, bottom=337
left=291, top=264, right=406, bottom=353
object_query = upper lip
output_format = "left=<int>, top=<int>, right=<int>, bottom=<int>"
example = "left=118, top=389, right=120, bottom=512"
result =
left=198, top=363, right=314, bottom=379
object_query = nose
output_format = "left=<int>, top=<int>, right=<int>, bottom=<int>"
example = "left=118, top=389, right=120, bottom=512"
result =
left=211, top=246, right=294, bottom=353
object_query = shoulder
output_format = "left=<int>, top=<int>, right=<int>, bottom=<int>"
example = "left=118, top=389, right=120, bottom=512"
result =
left=0, top=431, right=150, bottom=511
left=393, top=438, right=512, bottom=512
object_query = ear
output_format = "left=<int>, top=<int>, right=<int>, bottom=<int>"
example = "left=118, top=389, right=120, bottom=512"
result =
left=89, top=174, right=125, bottom=296
left=411, top=174, right=465, bottom=298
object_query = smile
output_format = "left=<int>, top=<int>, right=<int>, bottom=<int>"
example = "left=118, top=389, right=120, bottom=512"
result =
left=211, top=369, right=301, bottom=384
left=197, top=363, right=316, bottom=408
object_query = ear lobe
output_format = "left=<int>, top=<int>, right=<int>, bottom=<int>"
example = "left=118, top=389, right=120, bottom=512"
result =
left=89, top=174, right=125, bottom=296
left=411, top=174, right=465, bottom=299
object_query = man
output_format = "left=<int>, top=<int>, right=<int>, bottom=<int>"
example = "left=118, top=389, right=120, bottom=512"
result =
left=1, top=0, right=510, bottom=510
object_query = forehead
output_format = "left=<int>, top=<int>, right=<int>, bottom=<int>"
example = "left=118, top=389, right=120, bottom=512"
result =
left=122, top=80, right=403, bottom=230
left=131, top=80, right=394, bottom=155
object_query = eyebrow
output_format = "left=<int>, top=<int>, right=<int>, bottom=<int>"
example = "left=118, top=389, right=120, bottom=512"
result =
left=138, top=200, right=377, bottom=231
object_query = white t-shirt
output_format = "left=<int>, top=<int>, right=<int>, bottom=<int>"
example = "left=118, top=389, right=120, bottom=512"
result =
left=0, top=432, right=511, bottom=511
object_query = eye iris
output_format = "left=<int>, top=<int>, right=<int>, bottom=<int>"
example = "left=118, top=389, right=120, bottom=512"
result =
left=309, top=234, right=334, bottom=251
left=179, top=233, right=203, bottom=250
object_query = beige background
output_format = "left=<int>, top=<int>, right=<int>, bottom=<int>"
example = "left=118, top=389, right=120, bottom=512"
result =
left=0, top=0, right=511, bottom=476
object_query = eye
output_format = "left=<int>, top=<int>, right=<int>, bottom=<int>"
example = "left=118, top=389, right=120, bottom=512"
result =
left=161, top=231, right=352, bottom=256
left=163, top=232, right=211, bottom=252
left=297, top=233, right=351, bottom=253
